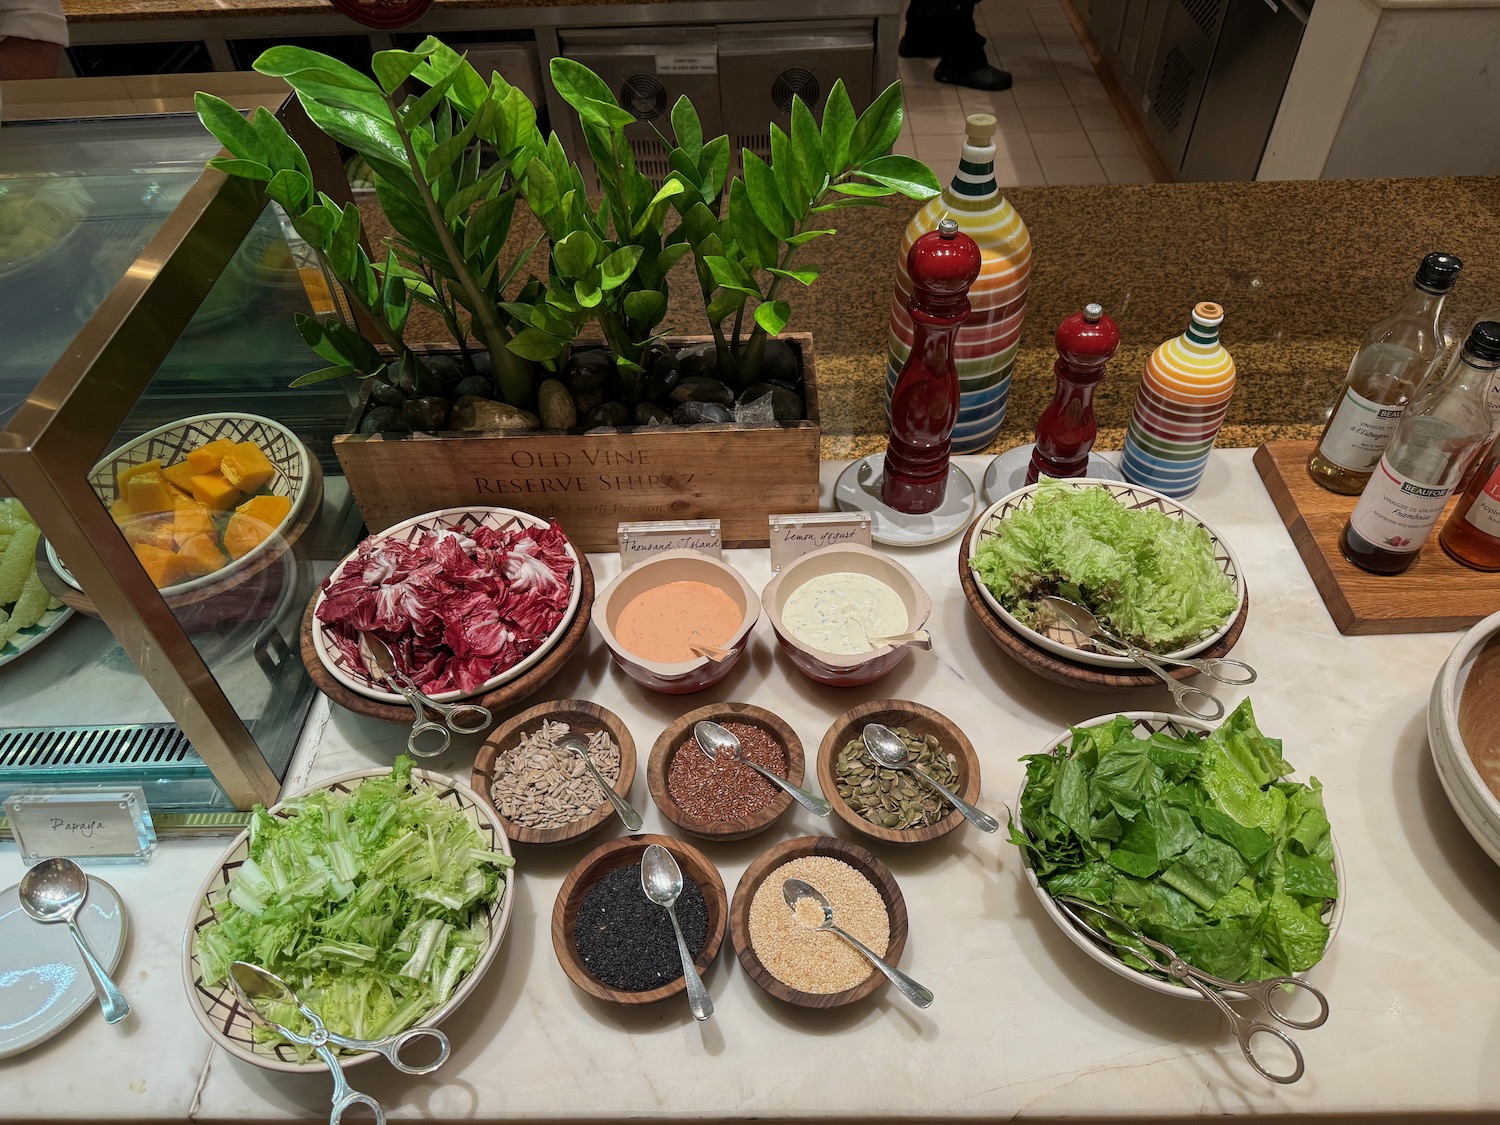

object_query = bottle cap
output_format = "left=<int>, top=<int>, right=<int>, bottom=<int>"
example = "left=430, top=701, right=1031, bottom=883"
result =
left=1191, top=301, right=1224, bottom=328
left=938, top=218, right=959, bottom=238
left=964, top=114, right=997, bottom=146
left=1083, top=302, right=1103, bottom=323
left=1415, top=252, right=1463, bottom=294
left=1464, top=321, right=1500, bottom=363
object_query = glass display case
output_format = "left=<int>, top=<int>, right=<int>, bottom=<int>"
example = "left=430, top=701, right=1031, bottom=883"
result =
left=0, top=74, right=363, bottom=824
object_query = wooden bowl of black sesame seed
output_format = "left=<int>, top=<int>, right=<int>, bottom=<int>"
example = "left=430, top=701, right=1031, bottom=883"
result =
left=817, top=699, right=983, bottom=847
left=551, top=833, right=728, bottom=1006
left=473, top=700, right=637, bottom=847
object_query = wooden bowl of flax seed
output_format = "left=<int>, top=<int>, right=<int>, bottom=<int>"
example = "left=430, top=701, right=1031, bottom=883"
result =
left=473, top=700, right=637, bottom=847
left=730, top=835, right=910, bottom=1008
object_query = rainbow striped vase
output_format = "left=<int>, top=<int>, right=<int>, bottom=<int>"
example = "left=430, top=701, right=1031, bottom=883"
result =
left=886, top=113, right=1032, bottom=454
left=1119, top=302, right=1236, bottom=497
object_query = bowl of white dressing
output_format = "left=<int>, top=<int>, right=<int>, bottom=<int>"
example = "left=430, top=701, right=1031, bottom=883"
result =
left=761, top=544, right=931, bottom=687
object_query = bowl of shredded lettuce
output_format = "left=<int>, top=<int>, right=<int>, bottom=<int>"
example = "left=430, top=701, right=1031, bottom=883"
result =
left=1012, top=702, right=1342, bottom=1000
left=968, top=478, right=1243, bottom=668
left=184, top=758, right=515, bottom=1072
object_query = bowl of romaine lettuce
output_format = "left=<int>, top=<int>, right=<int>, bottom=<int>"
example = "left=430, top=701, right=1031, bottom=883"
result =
left=184, top=758, right=515, bottom=1071
left=1011, top=701, right=1342, bottom=1000
left=968, top=478, right=1243, bottom=668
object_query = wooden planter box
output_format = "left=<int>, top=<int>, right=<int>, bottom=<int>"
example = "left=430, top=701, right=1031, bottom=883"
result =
left=332, top=334, right=820, bottom=551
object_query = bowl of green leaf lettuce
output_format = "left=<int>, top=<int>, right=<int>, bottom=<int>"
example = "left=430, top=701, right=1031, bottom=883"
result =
left=184, top=758, right=515, bottom=1071
left=968, top=478, right=1243, bottom=669
left=1011, top=701, right=1342, bottom=1000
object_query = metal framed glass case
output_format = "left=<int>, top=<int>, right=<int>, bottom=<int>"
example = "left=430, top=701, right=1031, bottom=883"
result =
left=0, top=74, right=362, bottom=823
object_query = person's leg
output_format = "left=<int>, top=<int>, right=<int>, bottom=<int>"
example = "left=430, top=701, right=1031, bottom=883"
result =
left=902, top=0, right=1013, bottom=90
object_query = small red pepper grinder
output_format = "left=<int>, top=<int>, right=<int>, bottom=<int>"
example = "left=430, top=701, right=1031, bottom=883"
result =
left=1026, top=302, right=1121, bottom=485
left=882, top=218, right=983, bottom=513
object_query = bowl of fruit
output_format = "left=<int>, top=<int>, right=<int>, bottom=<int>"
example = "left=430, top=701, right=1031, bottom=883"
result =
left=45, top=413, right=314, bottom=603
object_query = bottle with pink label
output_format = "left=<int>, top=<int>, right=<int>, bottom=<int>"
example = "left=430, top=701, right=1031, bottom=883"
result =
left=1119, top=301, right=1236, bottom=497
left=1440, top=426, right=1500, bottom=571
left=1342, top=320, right=1500, bottom=575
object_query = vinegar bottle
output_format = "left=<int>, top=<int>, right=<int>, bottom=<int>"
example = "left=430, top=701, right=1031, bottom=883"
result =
left=1439, top=432, right=1500, bottom=570
left=1341, top=320, right=1500, bottom=575
left=1308, top=252, right=1463, bottom=494
left=885, top=112, right=1032, bottom=453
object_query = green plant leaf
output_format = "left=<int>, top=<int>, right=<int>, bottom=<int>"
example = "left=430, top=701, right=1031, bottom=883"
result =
left=423, top=113, right=480, bottom=182
left=754, top=299, right=791, bottom=336
left=681, top=201, right=721, bottom=249
left=812, top=196, right=888, bottom=211
left=769, top=266, right=819, bottom=286
left=631, top=178, right=687, bottom=240
left=253, top=46, right=381, bottom=93
left=858, top=154, right=941, bottom=199
left=599, top=245, right=644, bottom=290
left=251, top=106, right=311, bottom=180
left=785, top=228, right=835, bottom=247
left=670, top=95, right=703, bottom=164
left=768, top=124, right=809, bottom=219
left=195, top=93, right=265, bottom=163
left=705, top=254, right=760, bottom=297
left=789, top=95, right=827, bottom=205
left=290, top=363, right=357, bottom=387
left=741, top=151, right=791, bottom=240
left=443, top=163, right=506, bottom=223
left=657, top=241, right=692, bottom=272
left=291, top=205, right=337, bottom=249
left=550, top=58, right=635, bottom=130
left=381, top=263, right=412, bottom=337
left=728, top=178, right=779, bottom=272
left=574, top=277, right=603, bottom=308
left=706, top=289, right=746, bottom=324
left=523, top=156, right=561, bottom=223
left=700, top=135, right=731, bottom=205
left=508, top=326, right=566, bottom=361
left=328, top=201, right=362, bottom=280
left=264, top=168, right=310, bottom=212
left=464, top=189, right=518, bottom=260
left=206, top=157, right=272, bottom=182
left=849, top=81, right=904, bottom=165
left=371, top=49, right=425, bottom=96
left=325, top=320, right=383, bottom=371
left=376, top=176, right=451, bottom=269
left=623, top=289, right=667, bottom=326
left=401, top=56, right=465, bottom=129
left=554, top=230, right=603, bottom=278
left=821, top=79, right=856, bottom=173
left=830, top=180, right=894, bottom=197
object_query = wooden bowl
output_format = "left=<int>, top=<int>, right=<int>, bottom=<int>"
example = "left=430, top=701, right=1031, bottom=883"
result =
left=472, top=700, right=637, bottom=847
left=647, top=702, right=805, bottom=841
left=551, top=833, right=727, bottom=1006
left=729, top=835, right=909, bottom=1008
left=817, top=699, right=981, bottom=846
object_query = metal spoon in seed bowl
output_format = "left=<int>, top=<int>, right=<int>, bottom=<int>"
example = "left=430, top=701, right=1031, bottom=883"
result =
left=557, top=735, right=643, bottom=831
left=693, top=721, right=831, bottom=817
left=640, top=844, right=713, bottom=1021
left=860, top=723, right=998, bottom=833
left=782, top=878, right=933, bottom=1008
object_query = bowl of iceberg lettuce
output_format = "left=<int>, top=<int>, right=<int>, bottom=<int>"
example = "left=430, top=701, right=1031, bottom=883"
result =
left=1012, top=703, right=1343, bottom=1000
left=968, top=478, right=1244, bottom=669
left=183, top=759, right=515, bottom=1071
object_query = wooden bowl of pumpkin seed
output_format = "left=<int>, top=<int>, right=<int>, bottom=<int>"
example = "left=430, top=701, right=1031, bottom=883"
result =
left=473, top=699, right=637, bottom=847
left=816, top=699, right=982, bottom=846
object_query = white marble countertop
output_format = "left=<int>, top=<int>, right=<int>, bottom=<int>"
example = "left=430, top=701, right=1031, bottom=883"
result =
left=6, top=450, right=1499, bottom=1123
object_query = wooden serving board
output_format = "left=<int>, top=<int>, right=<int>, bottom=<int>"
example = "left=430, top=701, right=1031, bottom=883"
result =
left=1254, top=440, right=1500, bottom=635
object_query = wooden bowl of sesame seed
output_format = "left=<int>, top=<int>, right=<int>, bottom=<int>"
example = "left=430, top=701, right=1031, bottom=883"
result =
left=730, top=835, right=910, bottom=1008
left=648, top=701, right=806, bottom=841
left=473, top=700, right=637, bottom=847
left=817, top=699, right=983, bottom=847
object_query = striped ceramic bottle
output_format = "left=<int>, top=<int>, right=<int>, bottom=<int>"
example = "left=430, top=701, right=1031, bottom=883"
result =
left=886, top=113, right=1031, bottom=453
left=1119, top=302, right=1236, bottom=497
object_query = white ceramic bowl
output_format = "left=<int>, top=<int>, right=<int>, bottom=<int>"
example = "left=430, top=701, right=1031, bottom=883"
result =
left=46, top=412, right=312, bottom=598
left=1018, top=711, right=1345, bottom=1000
left=182, top=767, right=514, bottom=1073
left=312, top=506, right=582, bottom=705
left=967, top=478, right=1245, bottom=669
left=1428, top=610, right=1500, bottom=866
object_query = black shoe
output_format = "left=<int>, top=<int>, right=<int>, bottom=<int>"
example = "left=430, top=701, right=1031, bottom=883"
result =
left=933, top=63, right=1014, bottom=91
left=899, top=36, right=941, bottom=58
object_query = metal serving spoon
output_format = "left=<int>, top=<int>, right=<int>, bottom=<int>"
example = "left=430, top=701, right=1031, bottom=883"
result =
left=781, top=878, right=933, bottom=1008
left=844, top=616, right=934, bottom=652
left=19, top=858, right=130, bottom=1025
left=693, top=721, right=831, bottom=817
left=1037, top=595, right=1257, bottom=684
left=640, top=844, right=713, bottom=1021
left=558, top=735, right=643, bottom=831
left=861, top=724, right=998, bottom=833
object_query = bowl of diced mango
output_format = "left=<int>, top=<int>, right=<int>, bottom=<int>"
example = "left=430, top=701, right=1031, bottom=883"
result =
left=46, top=413, right=313, bottom=598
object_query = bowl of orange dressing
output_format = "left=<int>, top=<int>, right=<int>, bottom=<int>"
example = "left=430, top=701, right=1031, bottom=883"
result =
left=592, top=550, right=761, bottom=693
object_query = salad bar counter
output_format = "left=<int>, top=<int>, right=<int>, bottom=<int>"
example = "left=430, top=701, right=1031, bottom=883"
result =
left=2, top=451, right=1496, bottom=1124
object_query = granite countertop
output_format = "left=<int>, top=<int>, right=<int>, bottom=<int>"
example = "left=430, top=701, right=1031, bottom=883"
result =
left=63, top=0, right=733, bottom=23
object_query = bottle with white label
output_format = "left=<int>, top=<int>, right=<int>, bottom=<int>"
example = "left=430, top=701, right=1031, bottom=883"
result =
left=1341, top=320, right=1500, bottom=575
left=1440, top=429, right=1500, bottom=570
left=1308, top=252, right=1463, bottom=494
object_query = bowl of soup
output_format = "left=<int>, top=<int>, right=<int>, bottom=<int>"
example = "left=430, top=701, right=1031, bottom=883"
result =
left=762, top=545, right=931, bottom=687
left=592, top=550, right=760, bottom=694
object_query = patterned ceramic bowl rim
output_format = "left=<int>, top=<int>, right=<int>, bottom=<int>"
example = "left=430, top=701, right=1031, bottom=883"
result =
left=45, top=412, right=312, bottom=598
left=967, top=478, right=1246, bottom=668
left=1018, top=711, right=1345, bottom=1001
left=182, top=767, right=514, bottom=1073
left=311, top=505, right=583, bottom=705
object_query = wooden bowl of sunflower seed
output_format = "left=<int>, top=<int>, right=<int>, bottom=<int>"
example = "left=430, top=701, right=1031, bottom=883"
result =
left=816, top=699, right=981, bottom=846
left=473, top=700, right=637, bottom=846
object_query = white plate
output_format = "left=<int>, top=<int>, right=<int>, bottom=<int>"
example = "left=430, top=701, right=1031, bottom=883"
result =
left=182, top=767, right=514, bottom=1073
left=0, top=875, right=127, bottom=1058
left=0, top=603, right=74, bottom=670
left=967, top=478, right=1245, bottom=668
left=1017, top=712, right=1344, bottom=1000
left=312, top=506, right=582, bottom=705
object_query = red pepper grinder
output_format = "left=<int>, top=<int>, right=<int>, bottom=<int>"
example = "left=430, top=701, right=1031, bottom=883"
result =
left=1026, top=302, right=1121, bottom=484
left=881, top=218, right=983, bottom=513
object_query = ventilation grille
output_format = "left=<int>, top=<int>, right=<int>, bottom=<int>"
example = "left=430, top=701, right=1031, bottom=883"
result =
left=772, top=68, right=821, bottom=116
left=1151, top=47, right=1194, bottom=133
left=0, top=723, right=197, bottom=771
left=1175, top=0, right=1225, bottom=37
left=620, top=74, right=668, bottom=121
left=735, top=132, right=772, bottom=171
left=627, top=135, right=673, bottom=185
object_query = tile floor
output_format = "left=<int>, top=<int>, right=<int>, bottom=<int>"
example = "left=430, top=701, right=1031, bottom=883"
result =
left=890, top=0, right=1157, bottom=187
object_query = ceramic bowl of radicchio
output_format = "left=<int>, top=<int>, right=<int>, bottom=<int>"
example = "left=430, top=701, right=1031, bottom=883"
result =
left=312, top=506, right=582, bottom=704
